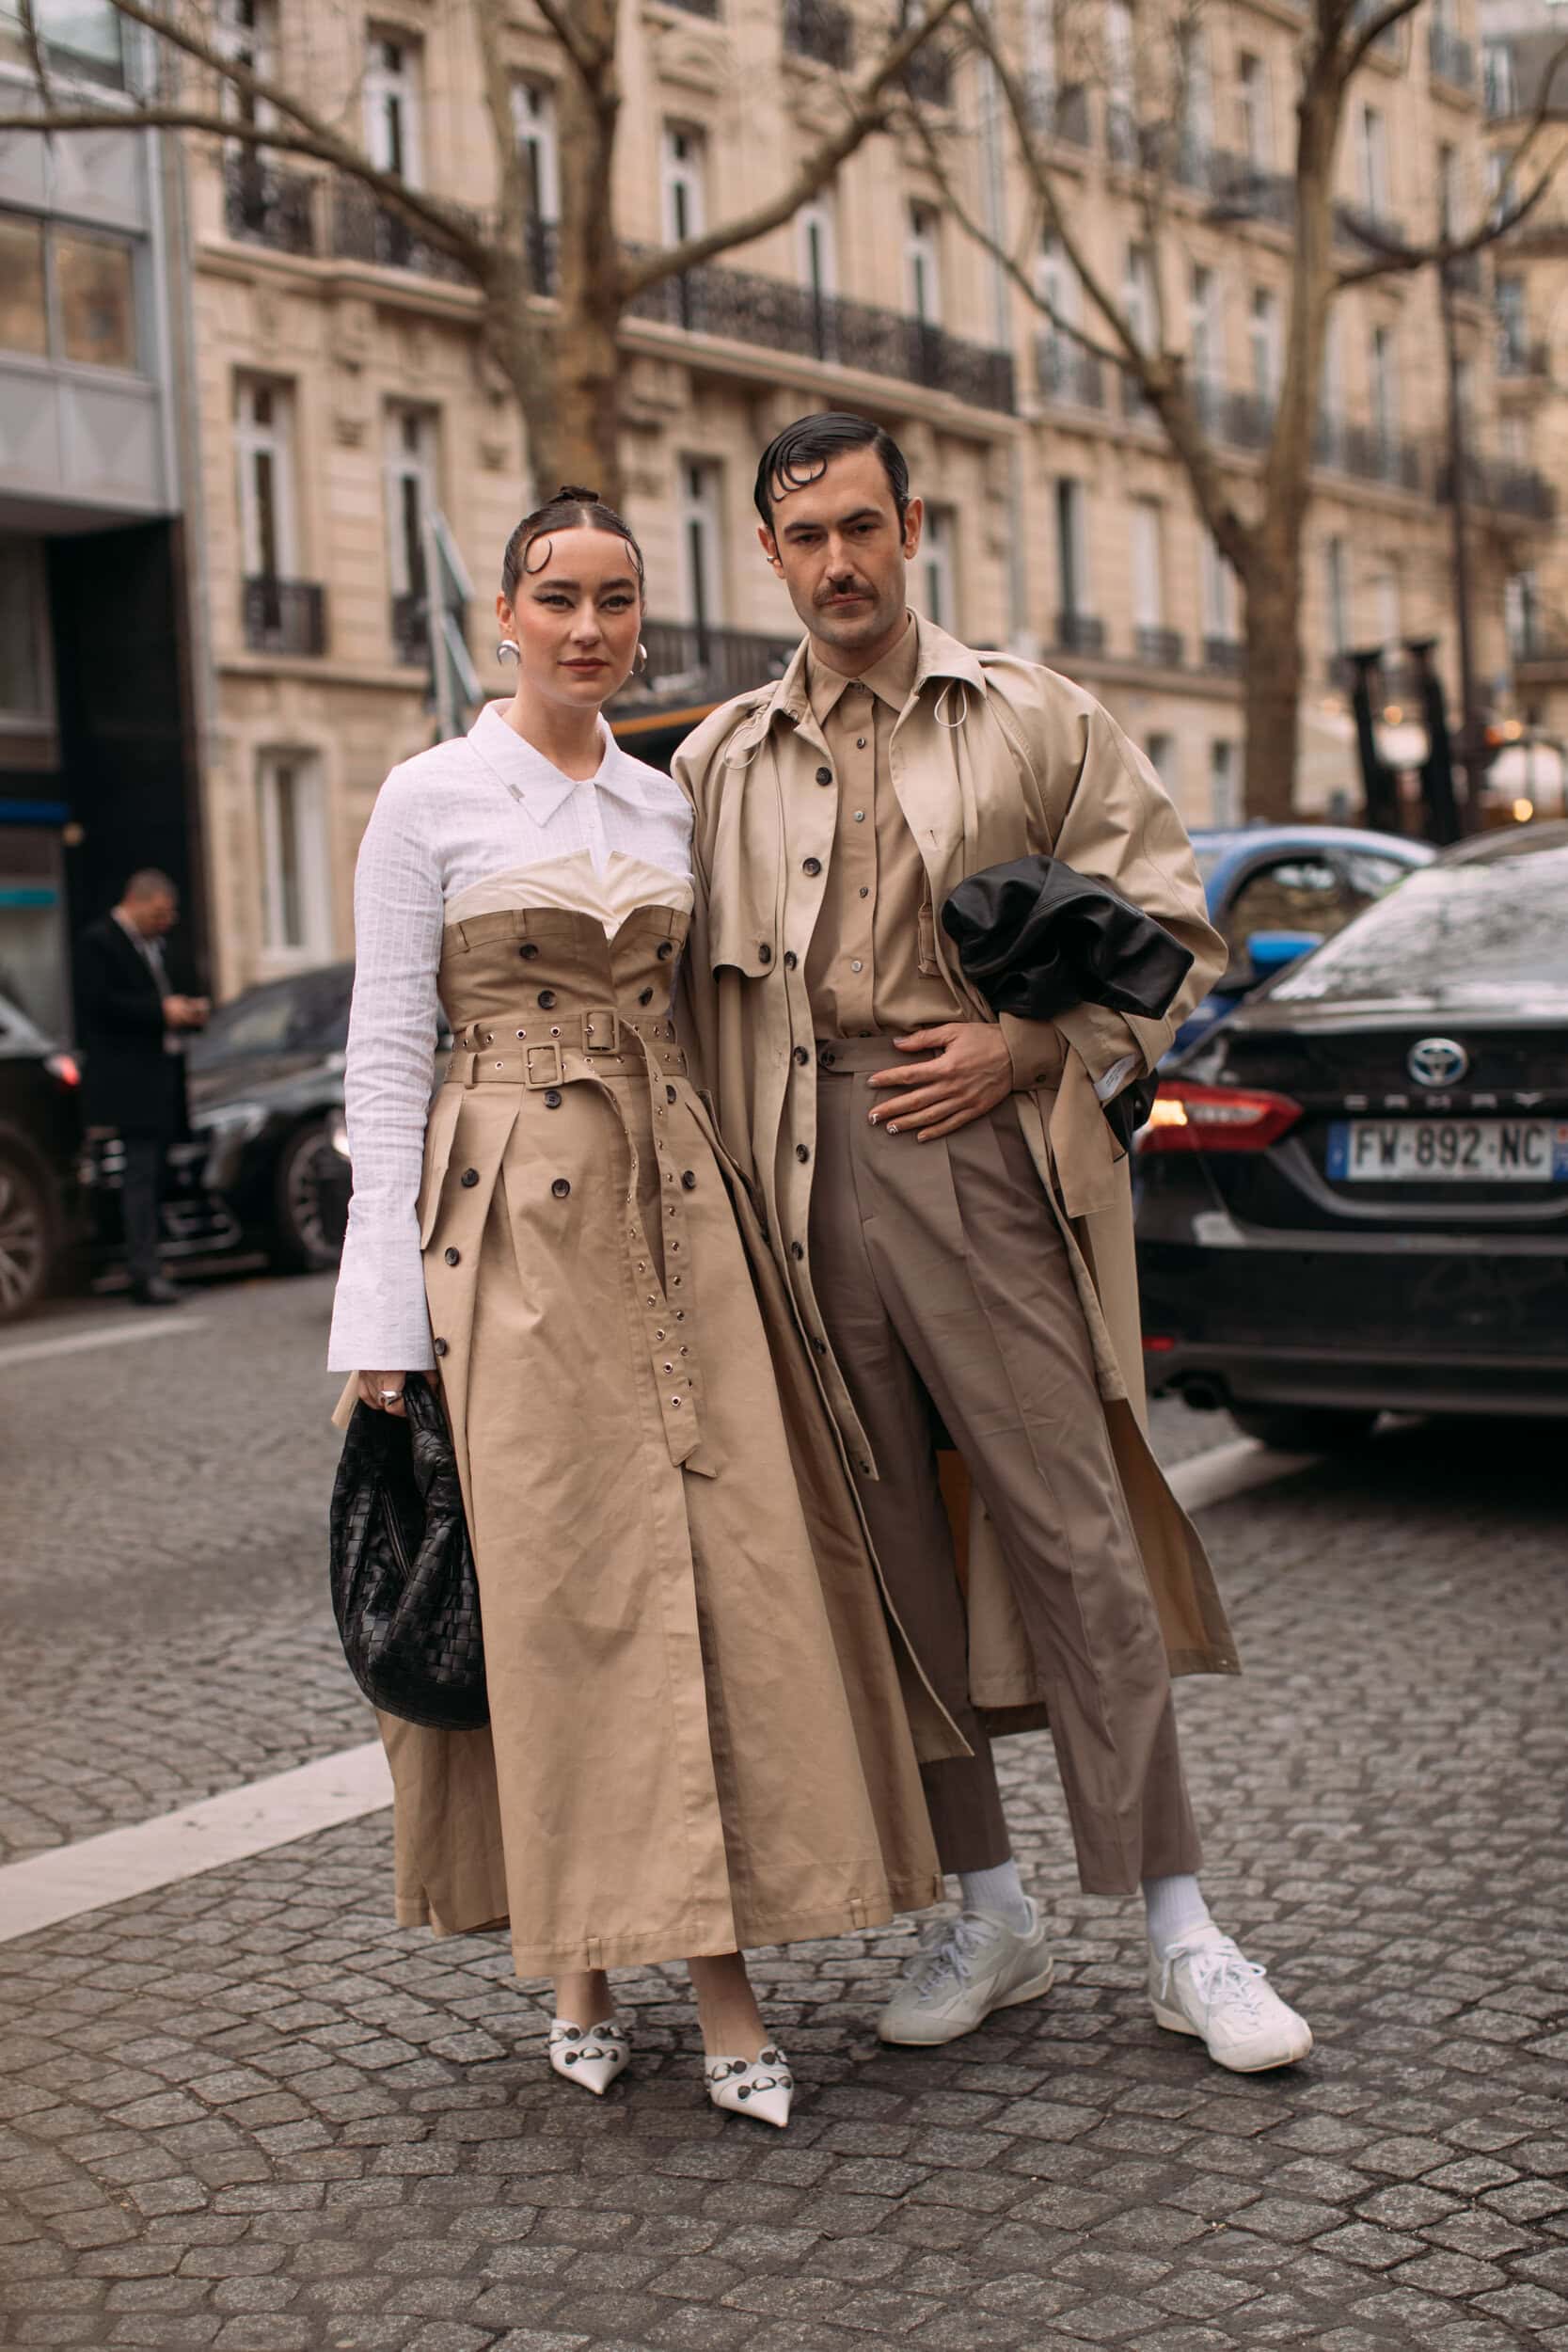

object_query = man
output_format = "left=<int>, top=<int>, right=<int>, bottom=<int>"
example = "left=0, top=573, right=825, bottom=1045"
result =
left=675, top=413, right=1311, bottom=2074
left=77, top=869, right=208, bottom=1306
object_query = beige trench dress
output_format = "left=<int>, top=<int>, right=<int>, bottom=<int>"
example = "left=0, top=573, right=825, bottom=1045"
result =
left=372, top=901, right=951, bottom=1979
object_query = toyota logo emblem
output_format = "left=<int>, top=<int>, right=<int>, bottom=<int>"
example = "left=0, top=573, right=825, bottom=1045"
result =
left=1408, top=1036, right=1469, bottom=1087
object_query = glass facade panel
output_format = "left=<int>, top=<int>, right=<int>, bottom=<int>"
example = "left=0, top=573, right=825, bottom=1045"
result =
left=0, top=215, right=47, bottom=357
left=55, top=230, right=136, bottom=368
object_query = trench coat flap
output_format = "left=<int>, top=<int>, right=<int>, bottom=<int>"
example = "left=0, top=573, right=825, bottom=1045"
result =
left=416, top=1086, right=463, bottom=1248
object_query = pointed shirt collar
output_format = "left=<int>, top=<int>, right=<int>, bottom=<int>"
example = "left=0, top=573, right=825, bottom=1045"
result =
left=467, top=700, right=650, bottom=821
left=806, top=611, right=922, bottom=725
left=766, top=610, right=987, bottom=740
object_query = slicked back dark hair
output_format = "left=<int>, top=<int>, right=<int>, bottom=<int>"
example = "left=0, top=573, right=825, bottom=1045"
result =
left=500, top=484, right=646, bottom=602
left=753, top=413, right=910, bottom=532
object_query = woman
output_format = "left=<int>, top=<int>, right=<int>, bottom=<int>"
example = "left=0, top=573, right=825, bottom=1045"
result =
left=328, top=488, right=953, bottom=2130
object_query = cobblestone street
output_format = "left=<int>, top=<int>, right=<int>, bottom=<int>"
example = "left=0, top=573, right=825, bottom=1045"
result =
left=2, top=1274, right=1565, bottom=2352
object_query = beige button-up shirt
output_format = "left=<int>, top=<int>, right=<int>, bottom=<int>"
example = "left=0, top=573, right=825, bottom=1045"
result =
left=801, top=617, right=1065, bottom=1088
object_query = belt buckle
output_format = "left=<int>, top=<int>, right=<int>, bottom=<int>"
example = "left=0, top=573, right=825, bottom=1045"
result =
left=524, top=1041, right=565, bottom=1089
left=583, top=1009, right=623, bottom=1056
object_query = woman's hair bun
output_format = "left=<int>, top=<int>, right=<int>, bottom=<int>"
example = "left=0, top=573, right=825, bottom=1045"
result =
left=555, top=483, right=600, bottom=503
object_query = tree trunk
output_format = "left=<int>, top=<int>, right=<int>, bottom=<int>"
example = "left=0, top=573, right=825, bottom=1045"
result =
left=1240, top=548, right=1307, bottom=825
left=554, top=24, right=625, bottom=507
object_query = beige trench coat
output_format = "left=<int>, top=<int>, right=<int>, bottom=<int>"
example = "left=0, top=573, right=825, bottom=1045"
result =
left=674, top=617, right=1240, bottom=1726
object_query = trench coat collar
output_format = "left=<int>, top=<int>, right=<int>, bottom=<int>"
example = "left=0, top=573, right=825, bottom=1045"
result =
left=752, top=611, right=988, bottom=749
left=467, top=700, right=651, bottom=823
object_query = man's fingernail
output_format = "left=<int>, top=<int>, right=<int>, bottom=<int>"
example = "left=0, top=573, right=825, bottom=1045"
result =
left=888, top=1123, right=899, bottom=1136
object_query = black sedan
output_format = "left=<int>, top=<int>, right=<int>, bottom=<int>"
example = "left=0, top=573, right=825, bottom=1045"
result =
left=0, top=988, right=84, bottom=1323
left=1136, top=822, right=1568, bottom=1445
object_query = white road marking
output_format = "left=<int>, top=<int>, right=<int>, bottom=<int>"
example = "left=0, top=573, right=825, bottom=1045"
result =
left=0, top=1434, right=1313, bottom=1943
left=0, top=1741, right=391, bottom=1945
left=1167, top=1436, right=1316, bottom=1514
left=0, top=1315, right=210, bottom=1372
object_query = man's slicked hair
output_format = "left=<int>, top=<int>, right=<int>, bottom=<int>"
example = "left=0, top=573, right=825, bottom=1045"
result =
left=753, top=412, right=910, bottom=532
left=123, top=868, right=177, bottom=903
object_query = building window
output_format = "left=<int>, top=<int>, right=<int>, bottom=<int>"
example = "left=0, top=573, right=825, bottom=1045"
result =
left=1325, top=536, right=1348, bottom=656
left=1506, top=570, right=1538, bottom=660
left=662, top=124, right=707, bottom=245
left=1106, top=0, right=1134, bottom=152
left=1189, top=263, right=1220, bottom=389
left=798, top=192, right=838, bottom=356
left=513, top=79, right=561, bottom=226
left=906, top=201, right=942, bottom=325
left=678, top=458, right=724, bottom=642
left=1145, top=732, right=1177, bottom=793
left=1055, top=478, right=1089, bottom=622
left=1132, top=501, right=1164, bottom=634
left=1201, top=529, right=1237, bottom=643
left=256, top=750, right=331, bottom=961
left=922, top=505, right=957, bottom=628
left=1248, top=286, right=1279, bottom=403
left=1237, top=53, right=1269, bottom=167
left=1357, top=103, right=1388, bottom=218
left=1209, top=739, right=1238, bottom=826
left=217, top=0, right=278, bottom=135
left=235, top=377, right=297, bottom=583
left=0, top=213, right=137, bottom=371
left=1483, top=41, right=1516, bottom=119
left=0, top=0, right=124, bottom=87
left=384, top=405, right=437, bottom=649
left=364, top=30, right=422, bottom=184
left=1371, top=564, right=1400, bottom=653
left=1370, top=324, right=1397, bottom=445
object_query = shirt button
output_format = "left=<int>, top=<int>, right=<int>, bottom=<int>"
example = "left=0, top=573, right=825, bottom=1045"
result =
left=551, top=1178, right=571, bottom=1199
left=444, top=1247, right=460, bottom=1266
left=796, top=1143, right=810, bottom=1163
left=850, top=960, right=863, bottom=973
left=852, top=810, right=865, bottom=823
left=433, top=1337, right=449, bottom=1358
left=519, top=942, right=539, bottom=961
left=802, top=857, right=822, bottom=876
left=460, top=1168, right=479, bottom=1187
left=859, top=886, right=870, bottom=899
left=681, top=1169, right=697, bottom=1190
left=657, top=941, right=674, bottom=960
left=856, top=737, right=867, bottom=750
left=793, top=1046, right=809, bottom=1065
left=816, top=766, right=832, bottom=787
left=544, top=1089, right=562, bottom=1108
left=537, top=989, right=557, bottom=1009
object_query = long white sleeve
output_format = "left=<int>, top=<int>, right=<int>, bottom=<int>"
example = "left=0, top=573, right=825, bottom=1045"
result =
left=327, top=767, right=444, bottom=1372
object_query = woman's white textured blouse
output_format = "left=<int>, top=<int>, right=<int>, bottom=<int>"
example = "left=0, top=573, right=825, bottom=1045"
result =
left=327, top=703, right=694, bottom=1375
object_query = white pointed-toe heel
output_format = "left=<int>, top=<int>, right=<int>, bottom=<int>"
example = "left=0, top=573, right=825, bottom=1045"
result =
left=549, top=2017, right=629, bottom=2097
left=704, top=2045, right=793, bottom=2129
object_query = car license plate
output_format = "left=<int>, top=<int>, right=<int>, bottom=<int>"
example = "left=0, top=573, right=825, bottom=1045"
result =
left=1327, top=1118, right=1568, bottom=1184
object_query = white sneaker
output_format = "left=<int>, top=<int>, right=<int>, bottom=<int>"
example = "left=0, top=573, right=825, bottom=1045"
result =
left=1149, top=1924, right=1313, bottom=2072
left=877, top=1902, right=1056, bottom=2046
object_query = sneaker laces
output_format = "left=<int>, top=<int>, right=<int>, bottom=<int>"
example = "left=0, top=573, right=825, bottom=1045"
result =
left=910, top=1910, right=1002, bottom=2001
left=1165, top=1932, right=1271, bottom=2024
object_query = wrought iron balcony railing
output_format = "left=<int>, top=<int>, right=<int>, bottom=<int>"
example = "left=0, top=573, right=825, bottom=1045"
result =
left=1430, top=24, right=1477, bottom=92
left=618, top=620, right=799, bottom=710
left=1055, top=612, right=1105, bottom=655
left=223, top=156, right=318, bottom=255
left=1022, top=74, right=1092, bottom=148
left=1135, top=626, right=1185, bottom=669
left=1036, top=335, right=1105, bottom=410
left=1192, top=379, right=1275, bottom=452
left=627, top=257, right=1015, bottom=411
left=1497, top=334, right=1550, bottom=381
left=1204, top=635, right=1245, bottom=675
left=331, top=182, right=477, bottom=284
left=1438, top=454, right=1556, bottom=522
left=1199, top=151, right=1295, bottom=230
left=241, top=577, right=327, bottom=658
left=1338, top=423, right=1425, bottom=492
left=390, top=591, right=469, bottom=668
left=784, top=0, right=854, bottom=70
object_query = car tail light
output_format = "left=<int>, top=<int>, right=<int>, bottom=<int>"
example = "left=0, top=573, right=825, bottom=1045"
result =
left=1142, top=1334, right=1177, bottom=1354
left=1140, top=1079, right=1302, bottom=1153
left=45, top=1052, right=81, bottom=1089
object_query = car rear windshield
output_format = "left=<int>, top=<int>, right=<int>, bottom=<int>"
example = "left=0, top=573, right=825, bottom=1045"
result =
left=1271, top=845, right=1568, bottom=1006
left=190, top=967, right=353, bottom=1065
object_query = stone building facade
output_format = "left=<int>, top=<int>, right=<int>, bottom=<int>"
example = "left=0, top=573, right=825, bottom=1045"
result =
left=180, top=0, right=1544, bottom=996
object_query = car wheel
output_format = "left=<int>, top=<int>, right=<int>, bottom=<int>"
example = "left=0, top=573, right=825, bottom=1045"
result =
left=0, top=1149, right=54, bottom=1324
left=271, top=1120, right=341, bottom=1273
left=1229, top=1405, right=1379, bottom=1452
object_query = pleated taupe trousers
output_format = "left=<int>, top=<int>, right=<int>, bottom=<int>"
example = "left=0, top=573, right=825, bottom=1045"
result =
left=807, top=1039, right=1202, bottom=1897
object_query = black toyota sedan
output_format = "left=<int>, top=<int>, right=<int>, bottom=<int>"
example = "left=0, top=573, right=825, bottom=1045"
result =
left=0, top=987, right=85, bottom=1323
left=1136, top=823, right=1568, bottom=1445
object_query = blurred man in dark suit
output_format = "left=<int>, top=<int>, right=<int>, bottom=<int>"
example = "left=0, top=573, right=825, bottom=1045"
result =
left=77, top=869, right=209, bottom=1305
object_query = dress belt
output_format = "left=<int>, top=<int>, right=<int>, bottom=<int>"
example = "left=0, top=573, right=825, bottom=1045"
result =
left=448, top=1009, right=686, bottom=1089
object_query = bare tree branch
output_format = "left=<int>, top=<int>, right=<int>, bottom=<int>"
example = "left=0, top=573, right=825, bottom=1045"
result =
left=17, top=0, right=57, bottom=136
left=619, top=0, right=967, bottom=297
left=532, top=0, right=612, bottom=87
left=1339, top=0, right=1424, bottom=83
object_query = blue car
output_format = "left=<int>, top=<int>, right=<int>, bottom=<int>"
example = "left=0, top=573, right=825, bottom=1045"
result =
left=1176, top=825, right=1435, bottom=1053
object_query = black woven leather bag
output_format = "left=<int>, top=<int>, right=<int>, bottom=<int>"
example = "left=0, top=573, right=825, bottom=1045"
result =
left=328, top=1375, right=487, bottom=1730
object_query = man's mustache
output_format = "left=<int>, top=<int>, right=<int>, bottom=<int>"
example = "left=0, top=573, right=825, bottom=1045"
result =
left=817, top=581, right=875, bottom=605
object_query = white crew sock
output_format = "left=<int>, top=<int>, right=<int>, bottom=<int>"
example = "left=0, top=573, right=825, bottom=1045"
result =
left=958, top=1857, right=1033, bottom=1931
left=1143, top=1873, right=1212, bottom=1956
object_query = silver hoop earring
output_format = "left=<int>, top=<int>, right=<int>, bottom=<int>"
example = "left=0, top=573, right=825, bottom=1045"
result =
left=634, top=642, right=649, bottom=675
left=496, top=639, right=520, bottom=665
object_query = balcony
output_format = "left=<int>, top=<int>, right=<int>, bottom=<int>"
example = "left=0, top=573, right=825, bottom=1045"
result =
left=1204, top=635, right=1244, bottom=675
left=1316, top=421, right=1424, bottom=492
left=223, top=156, right=318, bottom=256
left=619, top=620, right=799, bottom=711
left=627, top=258, right=1015, bottom=411
left=1438, top=454, right=1556, bottom=522
left=1022, top=75, right=1092, bottom=148
left=901, top=41, right=953, bottom=107
left=784, top=0, right=853, bottom=69
left=1036, top=335, right=1105, bottom=410
left=1135, top=626, right=1185, bottom=669
left=391, top=590, right=468, bottom=668
left=1335, top=201, right=1406, bottom=259
left=331, top=182, right=476, bottom=285
left=1430, top=24, right=1477, bottom=93
left=241, top=577, right=327, bottom=658
left=1055, top=612, right=1105, bottom=655
left=1497, top=334, right=1550, bottom=382
left=1193, top=379, right=1275, bottom=452
left=1199, top=151, right=1295, bottom=230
